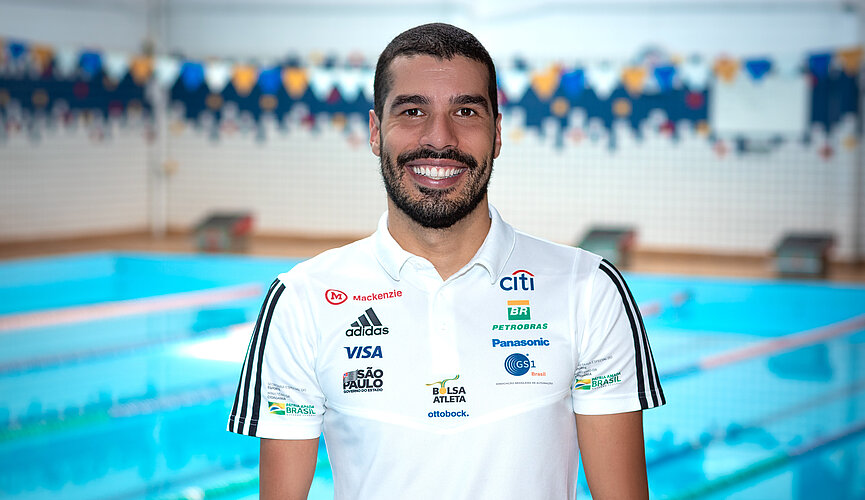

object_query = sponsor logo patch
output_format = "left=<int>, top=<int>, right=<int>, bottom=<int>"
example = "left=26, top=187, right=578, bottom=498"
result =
left=353, top=289, right=402, bottom=301
left=500, top=269, right=535, bottom=291
left=504, top=353, right=532, bottom=376
left=268, top=401, right=285, bottom=415
left=426, top=375, right=467, bottom=404
left=345, top=345, right=383, bottom=359
left=491, top=337, right=550, bottom=348
left=326, top=289, right=347, bottom=305
left=343, top=367, right=384, bottom=393
left=507, top=299, right=531, bottom=320
left=345, top=308, right=389, bottom=337
left=574, top=372, right=622, bottom=391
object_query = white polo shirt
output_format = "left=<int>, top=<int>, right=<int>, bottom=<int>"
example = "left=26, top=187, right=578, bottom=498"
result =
left=228, top=205, right=664, bottom=499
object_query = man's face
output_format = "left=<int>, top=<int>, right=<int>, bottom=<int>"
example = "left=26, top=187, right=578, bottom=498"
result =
left=369, top=55, right=502, bottom=229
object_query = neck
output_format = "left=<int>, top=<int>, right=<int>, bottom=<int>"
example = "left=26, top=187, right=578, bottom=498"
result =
left=386, top=197, right=492, bottom=280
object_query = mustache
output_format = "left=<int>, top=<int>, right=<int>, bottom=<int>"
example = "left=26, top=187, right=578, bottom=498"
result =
left=396, top=148, right=479, bottom=170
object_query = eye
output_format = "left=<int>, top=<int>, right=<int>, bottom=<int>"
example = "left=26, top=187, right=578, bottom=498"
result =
left=402, top=108, right=423, bottom=117
left=457, top=108, right=477, bottom=117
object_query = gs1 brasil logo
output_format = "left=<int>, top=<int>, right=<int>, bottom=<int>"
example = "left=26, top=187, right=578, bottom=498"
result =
left=504, top=353, right=537, bottom=376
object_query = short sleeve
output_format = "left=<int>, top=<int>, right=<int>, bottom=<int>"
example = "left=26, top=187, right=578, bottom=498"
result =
left=227, top=276, right=325, bottom=439
left=572, top=259, right=665, bottom=415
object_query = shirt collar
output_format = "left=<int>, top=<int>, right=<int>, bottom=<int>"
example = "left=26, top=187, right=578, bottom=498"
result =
left=374, top=204, right=516, bottom=285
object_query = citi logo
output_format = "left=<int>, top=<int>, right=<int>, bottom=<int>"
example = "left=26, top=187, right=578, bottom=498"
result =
left=500, top=270, right=535, bottom=291
left=326, top=289, right=347, bottom=305
left=345, top=345, right=383, bottom=359
left=345, top=308, right=389, bottom=337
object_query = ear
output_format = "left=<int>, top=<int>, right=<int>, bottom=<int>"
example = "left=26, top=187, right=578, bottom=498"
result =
left=492, top=112, right=502, bottom=159
left=369, top=109, right=381, bottom=157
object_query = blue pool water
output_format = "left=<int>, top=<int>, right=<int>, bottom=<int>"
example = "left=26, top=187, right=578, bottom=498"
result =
left=0, top=252, right=864, bottom=499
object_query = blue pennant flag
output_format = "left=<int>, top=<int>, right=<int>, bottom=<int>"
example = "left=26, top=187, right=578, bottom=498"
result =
left=653, top=65, right=676, bottom=92
left=807, top=53, right=832, bottom=79
left=559, top=69, right=585, bottom=98
left=258, top=67, right=282, bottom=95
left=180, top=62, right=205, bottom=91
left=79, top=51, right=103, bottom=79
left=744, top=58, right=772, bottom=81
left=8, top=41, right=27, bottom=60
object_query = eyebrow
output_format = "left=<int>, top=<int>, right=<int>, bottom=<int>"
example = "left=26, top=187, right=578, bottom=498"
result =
left=390, top=94, right=429, bottom=109
left=451, top=94, right=489, bottom=109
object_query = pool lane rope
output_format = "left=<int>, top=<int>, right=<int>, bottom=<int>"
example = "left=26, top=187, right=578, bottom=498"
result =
left=0, top=283, right=262, bottom=333
left=661, top=312, right=865, bottom=380
left=665, top=417, right=865, bottom=500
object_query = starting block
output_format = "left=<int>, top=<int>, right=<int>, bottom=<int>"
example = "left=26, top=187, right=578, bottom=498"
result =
left=195, top=212, right=253, bottom=253
left=578, top=226, right=636, bottom=268
left=774, top=232, right=834, bottom=278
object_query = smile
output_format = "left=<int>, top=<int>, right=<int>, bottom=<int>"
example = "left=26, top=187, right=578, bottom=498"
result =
left=411, top=166, right=466, bottom=180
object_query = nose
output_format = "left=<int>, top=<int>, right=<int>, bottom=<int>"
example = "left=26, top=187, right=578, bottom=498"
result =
left=419, top=113, right=458, bottom=151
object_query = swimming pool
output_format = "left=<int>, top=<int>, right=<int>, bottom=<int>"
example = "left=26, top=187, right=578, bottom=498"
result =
left=0, top=252, right=863, bottom=499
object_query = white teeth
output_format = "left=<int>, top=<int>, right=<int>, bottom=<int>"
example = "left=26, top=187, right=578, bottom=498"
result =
left=412, top=166, right=464, bottom=180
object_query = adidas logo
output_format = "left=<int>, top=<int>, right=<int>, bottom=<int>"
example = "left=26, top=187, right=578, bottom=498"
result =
left=345, top=308, right=389, bottom=337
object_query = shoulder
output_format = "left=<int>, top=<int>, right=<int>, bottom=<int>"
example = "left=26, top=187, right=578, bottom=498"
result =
left=511, top=229, right=603, bottom=280
left=276, top=236, right=376, bottom=283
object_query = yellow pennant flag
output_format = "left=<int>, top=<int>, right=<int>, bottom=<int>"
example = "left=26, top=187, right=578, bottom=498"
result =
left=836, top=47, right=863, bottom=77
left=282, top=67, right=308, bottom=99
left=130, top=56, right=154, bottom=85
left=232, top=64, right=258, bottom=97
left=530, top=64, right=560, bottom=101
left=621, top=66, right=647, bottom=96
left=713, top=57, right=739, bottom=83
left=30, top=44, right=54, bottom=74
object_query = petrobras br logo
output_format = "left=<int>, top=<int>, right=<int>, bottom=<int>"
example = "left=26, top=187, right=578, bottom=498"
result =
left=500, top=269, right=535, bottom=292
left=345, top=308, right=389, bottom=337
left=344, top=345, right=383, bottom=359
left=326, top=289, right=348, bottom=305
left=504, top=353, right=534, bottom=376
left=507, top=299, right=531, bottom=320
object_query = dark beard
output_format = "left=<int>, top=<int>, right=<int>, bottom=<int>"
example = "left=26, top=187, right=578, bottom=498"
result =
left=380, top=146, right=492, bottom=229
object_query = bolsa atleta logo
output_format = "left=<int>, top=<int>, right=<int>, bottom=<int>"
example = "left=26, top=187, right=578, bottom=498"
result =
left=426, top=375, right=467, bottom=404
left=345, top=308, right=389, bottom=337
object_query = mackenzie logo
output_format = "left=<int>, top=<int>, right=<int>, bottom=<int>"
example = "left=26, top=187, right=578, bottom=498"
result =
left=326, top=289, right=347, bottom=305
left=345, top=308, right=389, bottom=337
left=353, top=289, right=402, bottom=301
left=500, top=270, right=535, bottom=291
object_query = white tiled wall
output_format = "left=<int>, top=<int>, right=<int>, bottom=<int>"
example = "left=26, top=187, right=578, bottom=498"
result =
left=1, top=109, right=860, bottom=261
left=0, top=119, right=149, bottom=241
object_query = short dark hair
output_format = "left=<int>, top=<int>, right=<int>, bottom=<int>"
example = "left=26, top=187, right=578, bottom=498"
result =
left=373, top=23, right=498, bottom=121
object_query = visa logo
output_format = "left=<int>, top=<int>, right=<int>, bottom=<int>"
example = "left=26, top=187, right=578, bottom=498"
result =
left=345, top=345, right=383, bottom=359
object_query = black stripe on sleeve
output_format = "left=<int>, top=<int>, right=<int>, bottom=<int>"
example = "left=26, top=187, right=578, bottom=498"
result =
left=248, top=282, right=286, bottom=437
left=599, top=259, right=654, bottom=409
left=229, top=278, right=279, bottom=434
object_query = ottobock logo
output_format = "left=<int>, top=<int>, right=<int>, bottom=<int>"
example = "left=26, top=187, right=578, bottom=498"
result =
left=326, top=289, right=348, bottom=305
left=426, top=375, right=466, bottom=404
left=500, top=270, right=535, bottom=291
left=344, top=345, right=383, bottom=359
left=507, top=299, right=531, bottom=320
left=504, top=353, right=535, bottom=376
left=345, top=308, right=389, bottom=337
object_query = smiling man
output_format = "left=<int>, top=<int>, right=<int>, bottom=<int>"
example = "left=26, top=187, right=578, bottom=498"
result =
left=228, top=23, right=665, bottom=500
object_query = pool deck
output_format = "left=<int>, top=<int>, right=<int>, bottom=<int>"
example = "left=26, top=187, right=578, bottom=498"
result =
left=1, top=231, right=863, bottom=283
